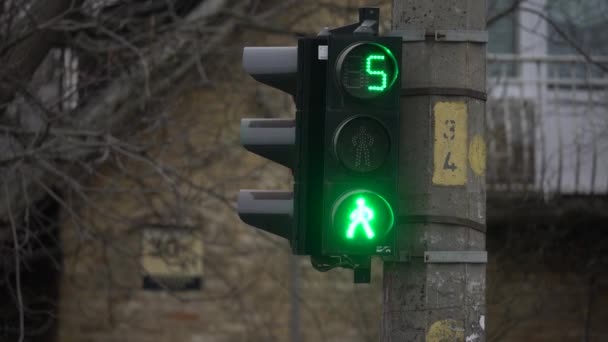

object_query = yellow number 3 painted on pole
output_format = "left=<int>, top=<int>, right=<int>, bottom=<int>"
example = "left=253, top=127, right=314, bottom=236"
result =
left=433, top=102, right=467, bottom=186
left=426, top=319, right=465, bottom=342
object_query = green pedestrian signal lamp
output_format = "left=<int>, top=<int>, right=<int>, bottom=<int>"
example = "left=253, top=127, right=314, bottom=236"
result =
left=328, top=190, right=395, bottom=256
left=347, top=198, right=375, bottom=240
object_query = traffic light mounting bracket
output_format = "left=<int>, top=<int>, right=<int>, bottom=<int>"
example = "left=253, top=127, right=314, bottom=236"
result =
left=324, top=7, right=380, bottom=36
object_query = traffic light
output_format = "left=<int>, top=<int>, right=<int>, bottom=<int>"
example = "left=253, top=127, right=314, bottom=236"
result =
left=322, top=32, right=401, bottom=259
left=238, top=7, right=400, bottom=283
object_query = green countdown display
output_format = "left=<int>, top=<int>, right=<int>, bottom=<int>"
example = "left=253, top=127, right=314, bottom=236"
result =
left=365, top=54, right=389, bottom=92
left=336, top=42, right=399, bottom=99
left=331, top=190, right=394, bottom=249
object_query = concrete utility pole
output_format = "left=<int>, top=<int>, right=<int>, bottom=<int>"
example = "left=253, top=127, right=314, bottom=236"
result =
left=382, top=1, right=487, bottom=341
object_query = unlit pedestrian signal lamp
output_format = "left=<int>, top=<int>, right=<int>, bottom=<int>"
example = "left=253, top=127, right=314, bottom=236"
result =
left=238, top=7, right=401, bottom=283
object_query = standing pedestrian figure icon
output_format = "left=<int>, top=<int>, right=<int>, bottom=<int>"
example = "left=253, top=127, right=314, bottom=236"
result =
left=347, top=198, right=375, bottom=239
left=352, top=126, right=374, bottom=168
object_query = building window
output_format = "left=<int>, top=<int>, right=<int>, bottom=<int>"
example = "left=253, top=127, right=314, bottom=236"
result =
left=488, top=0, right=518, bottom=77
left=546, top=0, right=608, bottom=82
left=141, top=227, right=204, bottom=291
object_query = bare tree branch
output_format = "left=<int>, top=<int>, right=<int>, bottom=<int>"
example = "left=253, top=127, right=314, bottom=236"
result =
left=487, top=0, right=526, bottom=27
left=0, top=0, right=83, bottom=107
left=4, top=181, right=24, bottom=342
left=520, top=6, right=608, bottom=73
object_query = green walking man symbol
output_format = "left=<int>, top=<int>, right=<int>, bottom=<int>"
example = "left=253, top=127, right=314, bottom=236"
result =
left=346, top=198, right=375, bottom=239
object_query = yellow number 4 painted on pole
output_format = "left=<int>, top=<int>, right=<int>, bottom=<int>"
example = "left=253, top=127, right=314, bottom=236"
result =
left=432, top=102, right=467, bottom=186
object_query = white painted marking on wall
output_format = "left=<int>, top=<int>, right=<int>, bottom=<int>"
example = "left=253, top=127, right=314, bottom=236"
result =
left=466, top=333, right=479, bottom=342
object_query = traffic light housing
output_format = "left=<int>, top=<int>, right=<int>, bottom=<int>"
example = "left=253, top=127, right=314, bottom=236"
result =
left=238, top=46, right=298, bottom=244
left=238, top=40, right=327, bottom=256
left=238, top=8, right=400, bottom=283
left=323, top=35, right=401, bottom=258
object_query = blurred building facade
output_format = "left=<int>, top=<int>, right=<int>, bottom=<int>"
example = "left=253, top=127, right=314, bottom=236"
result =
left=485, top=1, right=608, bottom=340
left=7, top=1, right=607, bottom=341
left=487, top=0, right=608, bottom=194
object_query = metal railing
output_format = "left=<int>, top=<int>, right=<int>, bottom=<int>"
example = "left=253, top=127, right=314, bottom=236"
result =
left=486, top=54, right=608, bottom=195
